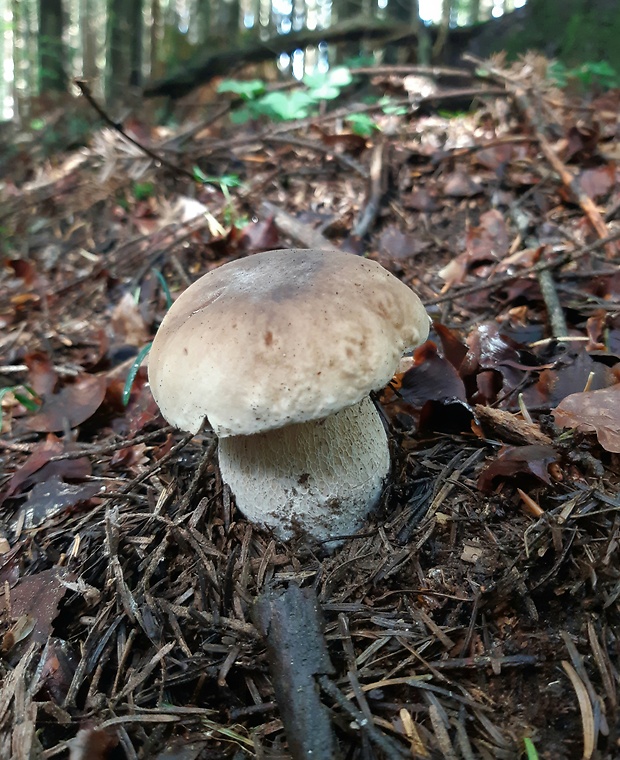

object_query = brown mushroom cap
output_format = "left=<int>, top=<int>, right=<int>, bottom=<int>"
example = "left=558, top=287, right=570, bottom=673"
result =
left=148, top=248, right=429, bottom=436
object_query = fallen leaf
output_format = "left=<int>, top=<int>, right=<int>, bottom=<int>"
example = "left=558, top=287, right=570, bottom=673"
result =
left=478, top=445, right=558, bottom=492
left=552, top=383, right=620, bottom=452
left=443, top=170, right=482, bottom=197
left=399, top=342, right=467, bottom=407
left=111, top=292, right=149, bottom=347
left=238, top=216, right=280, bottom=252
left=38, top=638, right=79, bottom=704
left=464, top=209, right=509, bottom=266
left=0, top=435, right=92, bottom=506
left=377, top=226, right=431, bottom=260
left=438, top=211, right=510, bottom=287
left=24, top=374, right=107, bottom=432
left=18, top=474, right=101, bottom=529
left=401, top=188, right=439, bottom=212
left=578, top=165, right=616, bottom=200
left=2, top=614, right=36, bottom=652
left=1, top=567, right=70, bottom=648
left=433, top=323, right=469, bottom=371
left=69, top=726, right=118, bottom=760
left=24, top=352, right=58, bottom=396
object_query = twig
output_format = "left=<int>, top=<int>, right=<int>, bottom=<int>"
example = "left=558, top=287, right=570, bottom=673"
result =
left=264, top=134, right=369, bottom=178
left=47, top=426, right=176, bottom=462
left=260, top=201, right=338, bottom=250
left=536, top=266, right=568, bottom=338
left=318, top=675, right=409, bottom=759
left=75, top=79, right=198, bottom=183
left=423, top=228, right=620, bottom=307
left=352, top=139, right=386, bottom=238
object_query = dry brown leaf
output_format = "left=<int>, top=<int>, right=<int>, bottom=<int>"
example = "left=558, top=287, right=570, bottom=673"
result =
left=552, top=384, right=620, bottom=453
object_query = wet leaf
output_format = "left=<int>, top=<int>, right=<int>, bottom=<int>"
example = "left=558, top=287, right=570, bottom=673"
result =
left=464, top=209, right=509, bottom=265
left=578, top=165, right=616, bottom=200
left=400, top=341, right=467, bottom=405
left=433, top=323, right=469, bottom=371
left=552, top=383, right=620, bottom=452
left=2, top=614, right=36, bottom=652
left=37, top=638, right=79, bottom=704
left=377, top=226, right=430, bottom=261
left=24, top=352, right=58, bottom=396
left=0, top=436, right=91, bottom=505
left=478, top=444, right=559, bottom=492
left=523, top=350, right=616, bottom=409
left=18, top=474, right=101, bottom=529
left=2, top=568, right=70, bottom=648
left=238, top=215, right=280, bottom=252
left=24, top=374, right=107, bottom=432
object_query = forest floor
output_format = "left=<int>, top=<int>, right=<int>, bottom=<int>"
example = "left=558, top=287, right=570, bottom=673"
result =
left=0, top=54, right=619, bottom=760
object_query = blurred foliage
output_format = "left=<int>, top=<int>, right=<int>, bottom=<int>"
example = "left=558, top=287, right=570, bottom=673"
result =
left=549, top=59, right=620, bottom=90
left=218, top=67, right=354, bottom=123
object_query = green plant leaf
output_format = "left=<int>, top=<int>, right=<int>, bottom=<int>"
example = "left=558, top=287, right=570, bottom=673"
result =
left=151, top=268, right=173, bottom=310
left=122, top=343, right=152, bottom=406
left=192, top=168, right=243, bottom=188
left=304, top=67, right=352, bottom=100
left=133, top=182, right=155, bottom=201
left=345, top=113, right=379, bottom=137
left=258, top=90, right=316, bottom=120
left=309, top=84, right=342, bottom=100
left=0, top=385, right=40, bottom=428
left=217, top=79, right=266, bottom=100
left=548, top=60, right=568, bottom=87
left=327, top=66, right=353, bottom=87
left=230, top=105, right=253, bottom=124
left=523, top=737, right=539, bottom=760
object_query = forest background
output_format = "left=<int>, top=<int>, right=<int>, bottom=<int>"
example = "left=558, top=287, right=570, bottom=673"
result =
left=2, top=0, right=620, bottom=128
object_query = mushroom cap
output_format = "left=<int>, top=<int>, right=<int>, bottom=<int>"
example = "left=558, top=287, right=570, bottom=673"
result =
left=148, top=248, right=429, bottom=436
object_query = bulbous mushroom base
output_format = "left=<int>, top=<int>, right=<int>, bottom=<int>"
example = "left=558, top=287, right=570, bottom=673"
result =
left=218, top=396, right=390, bottom=543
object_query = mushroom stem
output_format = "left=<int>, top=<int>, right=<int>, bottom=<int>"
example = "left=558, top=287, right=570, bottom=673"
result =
left=218, top=396, right=390, bottom=542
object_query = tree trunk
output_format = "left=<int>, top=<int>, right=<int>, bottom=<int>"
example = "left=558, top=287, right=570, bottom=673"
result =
left=129, top=0, right=143, bottom=87
left=81, top=0, right=98, bottom=81
left=106, top=0, right=143, bottom=102
left=38, top=0, right=66, bottom=92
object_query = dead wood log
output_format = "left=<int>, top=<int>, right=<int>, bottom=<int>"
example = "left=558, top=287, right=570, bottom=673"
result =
left=253, top=584, right=340, bottom=760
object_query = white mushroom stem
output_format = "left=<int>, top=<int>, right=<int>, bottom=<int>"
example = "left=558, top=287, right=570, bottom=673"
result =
left=217, top=396, right=390, bottom=542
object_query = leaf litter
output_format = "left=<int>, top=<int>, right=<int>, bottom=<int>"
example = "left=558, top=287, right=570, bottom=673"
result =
left=0, top=53, right=619, bottom=758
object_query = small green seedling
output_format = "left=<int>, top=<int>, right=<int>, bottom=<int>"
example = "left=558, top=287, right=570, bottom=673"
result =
left=218, top=67, right=356, bottom=124
left=523, top=737, right=539, bottom=760
left=0, top=385, right=40, bottom=428
left=303, top=66, right=353, bottom=100
left=217, top=79, right=267, bottom=100
left=151, top=268, right=173, bottom=310
left=549, top=59, right=620, bottom=90
left=192, top=167, right=243, bottom=190
left=122, top=343, right=152, bottom=406
left=133, top=181, right=155, bottom=201
left=345, top=113, right=380, bottom=137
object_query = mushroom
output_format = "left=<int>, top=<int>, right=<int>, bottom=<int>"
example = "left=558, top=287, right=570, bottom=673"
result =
left=148, top=249, right=429, bottom=542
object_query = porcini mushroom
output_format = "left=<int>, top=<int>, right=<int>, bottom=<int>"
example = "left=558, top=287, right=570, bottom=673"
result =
left=148, top=249, right=429, bottom=542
